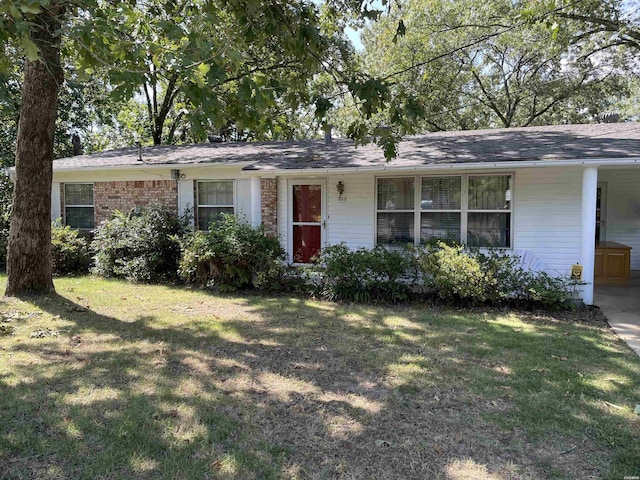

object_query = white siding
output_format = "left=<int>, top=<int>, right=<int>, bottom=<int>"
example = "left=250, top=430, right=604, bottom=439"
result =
left=514, top=167, right=583, bottom=276
left=326, top=173, right=375, bottom=249
left=235, top=178, right=252, bottom=222
left=177, top=179, right=194, bottom=226
left=276, top=168, right=587, bottom=275
left=599, top=169, right=640, bottom=270
left=250, top=178, right=261, bottom=227
left=51, top=182, right=61, bottom=222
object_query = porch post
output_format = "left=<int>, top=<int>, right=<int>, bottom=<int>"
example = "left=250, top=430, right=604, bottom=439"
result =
left=581, top=167, right=598, bottom=304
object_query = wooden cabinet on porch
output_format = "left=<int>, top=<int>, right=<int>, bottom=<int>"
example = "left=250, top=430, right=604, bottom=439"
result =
left=595, top=242, right=631, bottom=285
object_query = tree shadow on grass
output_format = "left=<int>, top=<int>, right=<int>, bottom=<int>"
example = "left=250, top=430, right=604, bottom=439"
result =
left=1, top=290, right=638, bottom=479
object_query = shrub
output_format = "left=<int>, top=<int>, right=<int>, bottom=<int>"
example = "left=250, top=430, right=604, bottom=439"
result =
left=417, top=241, right=575, bottom=309
left=92, top=204, right=189, bottom=282
left=418, top=242, right=488, bottom=304
left=179, top=214, right=286, bottom=291
left=51, top=221, right=91, bottom=275
left=516, top=270, right=576, bottom=310
left=306, top=243, right=419, bottom=303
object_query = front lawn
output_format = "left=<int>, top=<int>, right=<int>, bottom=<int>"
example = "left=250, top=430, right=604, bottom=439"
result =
left=0, top=276, right=638, bottom=479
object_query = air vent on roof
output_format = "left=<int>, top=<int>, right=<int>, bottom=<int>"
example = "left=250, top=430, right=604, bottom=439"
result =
left=323, top=125, right=333, bottom=144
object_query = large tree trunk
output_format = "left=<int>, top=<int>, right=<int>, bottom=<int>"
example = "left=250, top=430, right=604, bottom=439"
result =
left=5, top=6, right=64, bottom=296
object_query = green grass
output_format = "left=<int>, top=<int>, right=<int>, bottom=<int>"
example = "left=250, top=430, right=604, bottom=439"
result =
left=0, top=275, right=638, bottom=479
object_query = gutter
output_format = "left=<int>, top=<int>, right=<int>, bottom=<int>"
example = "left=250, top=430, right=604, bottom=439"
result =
left=237, top=156, right=640, bottom=176
left=7, top=160, right=257, bottom=175
left=8, top=156, right=640, bottom=177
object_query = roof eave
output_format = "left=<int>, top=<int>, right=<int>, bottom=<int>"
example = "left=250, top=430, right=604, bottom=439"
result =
left=239, top=156, right=640, bottom=175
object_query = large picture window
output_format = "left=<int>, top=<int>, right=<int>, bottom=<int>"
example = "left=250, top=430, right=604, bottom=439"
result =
left=64, top=183, right=94, bottom=229
left=197, top=180, right=234, bottom=230
left=376, top=174, right=512, bottom=248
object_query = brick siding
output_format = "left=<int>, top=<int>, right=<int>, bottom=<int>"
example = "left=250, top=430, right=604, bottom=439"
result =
left=260, top=178, right=278, bottom=237
left=92, top=180, right=177, bottom=226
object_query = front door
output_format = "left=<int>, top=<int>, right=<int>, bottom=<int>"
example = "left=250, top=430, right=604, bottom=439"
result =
left=290, top=181, right=325, bottom=263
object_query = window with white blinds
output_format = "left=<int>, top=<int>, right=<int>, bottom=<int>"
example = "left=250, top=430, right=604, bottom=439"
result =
left=420, top=176, right=461, bottom=243
left=197, top=180, right=235, bottom=230
left=64, top=183, right=94, bottom=229
left=376, top=178, right=415, bottom=244
left=376, top=174, right=513, bottom=247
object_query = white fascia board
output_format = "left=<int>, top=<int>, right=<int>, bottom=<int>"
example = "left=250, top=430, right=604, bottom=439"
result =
left=238, top=156, right=640, bottom=176
left=37, top=160, right=257, bottom=175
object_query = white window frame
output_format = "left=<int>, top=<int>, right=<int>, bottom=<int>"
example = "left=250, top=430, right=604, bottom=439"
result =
left=63, top=183, right=94, bottom=230
left=196, top=180, right=235, bottom=230
left=375, top=173, right=514, bottom=248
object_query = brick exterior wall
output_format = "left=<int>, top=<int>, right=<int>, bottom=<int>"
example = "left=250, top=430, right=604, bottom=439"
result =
left=260, top=178, right=278, bottom=237
left=91, top=180, right=177, bottom=226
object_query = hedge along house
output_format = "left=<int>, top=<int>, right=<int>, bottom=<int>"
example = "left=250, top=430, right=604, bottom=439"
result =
left=45, top=123, right=640, bottom=304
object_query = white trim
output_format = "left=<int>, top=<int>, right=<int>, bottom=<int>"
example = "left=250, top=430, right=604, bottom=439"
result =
left=35, top=156, right=640, bottom=177
left=237, top=157, right=640, bottom=177
left=287, top=178, right=326, bottom=264
left=44, top=161, right=256, bottom=174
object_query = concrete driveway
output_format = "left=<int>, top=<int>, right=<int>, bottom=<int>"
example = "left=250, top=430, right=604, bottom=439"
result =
left=594, top=272, right=640, bottom=357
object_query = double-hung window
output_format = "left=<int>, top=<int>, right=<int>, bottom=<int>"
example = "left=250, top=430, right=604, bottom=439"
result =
left=420, top=176, right=462, bottom=243
left=376, top=174, right=512, bottom=248
left=64, top=183, right=94, bottom=229
left=376, top=177, right=415, bottom=244
left=467, top=175, right=512, bottom=248
left=196, top=180, right=234, bottom=230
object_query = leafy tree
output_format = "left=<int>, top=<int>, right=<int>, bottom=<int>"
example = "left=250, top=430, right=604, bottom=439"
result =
left=355, top=0, right=627, bottom=133
left=0, top=0, right=393, bottom=295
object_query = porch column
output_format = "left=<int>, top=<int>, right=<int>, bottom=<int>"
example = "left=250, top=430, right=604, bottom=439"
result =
left=581, top=167, right=598, bottom=304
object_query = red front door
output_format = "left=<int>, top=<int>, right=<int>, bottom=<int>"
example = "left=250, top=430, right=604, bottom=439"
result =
left=292, top=184, right=323, bottom=263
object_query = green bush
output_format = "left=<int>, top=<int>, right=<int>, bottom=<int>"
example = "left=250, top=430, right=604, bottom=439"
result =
left=92, top=204, right=189, bottom=282
left=51, top=221, right=91, bottom=275
left=179, top=214, right=286, bottom=291
left=417, top=241, right=575, bottom=309
left=418, top=242, right=488, bottom=304
left=516, top=270, right=576, bottom=310
left=306, top=243, right=419, bottom=303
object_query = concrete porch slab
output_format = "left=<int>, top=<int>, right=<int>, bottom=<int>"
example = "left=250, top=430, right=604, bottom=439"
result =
left=594, top=271, right=640, bottom=357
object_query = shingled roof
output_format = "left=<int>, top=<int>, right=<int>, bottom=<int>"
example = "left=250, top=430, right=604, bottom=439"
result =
left=52, top=123, right=640, bottom=171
